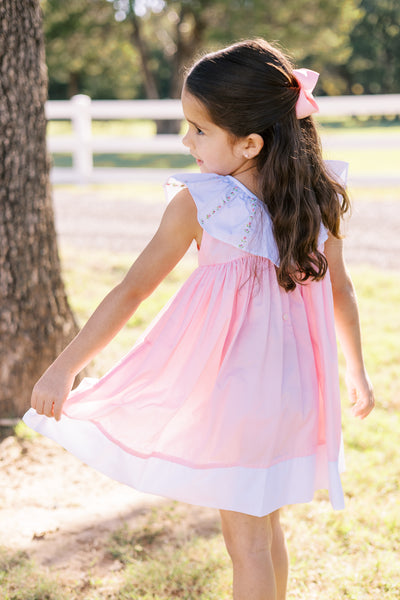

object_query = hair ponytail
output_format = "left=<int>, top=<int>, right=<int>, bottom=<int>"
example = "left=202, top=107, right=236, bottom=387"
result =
left=257, top=113, right=348, bottom=290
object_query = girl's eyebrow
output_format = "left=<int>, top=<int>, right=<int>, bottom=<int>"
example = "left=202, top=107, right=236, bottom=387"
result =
left=187, top=118, right=208, bottom=131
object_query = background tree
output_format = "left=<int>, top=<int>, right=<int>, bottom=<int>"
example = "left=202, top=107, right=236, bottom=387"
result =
left=344, top=0, right=400, bottom=94
left=0, top=0, right=78, bottom=418
left=106, top=0, right=362, bottom=97
left=43, top=0, right=362, bottom=104
left=43, top=0, right=400, bottom=100
left=43, top=0, right=141, bottom=99
left=102, top=0, right=362, bottom=132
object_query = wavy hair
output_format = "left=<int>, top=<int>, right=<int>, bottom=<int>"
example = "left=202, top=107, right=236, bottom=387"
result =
left=185, top=39, right=349, bottom=291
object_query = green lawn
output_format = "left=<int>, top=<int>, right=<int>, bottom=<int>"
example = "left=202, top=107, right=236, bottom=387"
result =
left=2, top=245, right=398, bottom=598
left=48, top=120, right=400, bottom=182
left=1, top=116, right=398, bottom=599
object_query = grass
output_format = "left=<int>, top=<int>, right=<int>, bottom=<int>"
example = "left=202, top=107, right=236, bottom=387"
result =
left=51, top=153, right=196, bottom=170
left=105, top=506, right=230, bottom=600
left=48, top=120, right=400, bottom=181
left=323, top=146, right=399, bottom=178
left=348, top=186, right=399, bottom=202
left=349, top=269, right=400, bottom=410
left=47, top=117, right=400, bottom=138
left=58, top=246, right=197, bottom=375
left=52, top=147, right=400, bottom=177
left=2, top=249, right=398, bottom=599
left=2, top=200, right=400, bottom=597
left=0, top=547, right=66, bottom=600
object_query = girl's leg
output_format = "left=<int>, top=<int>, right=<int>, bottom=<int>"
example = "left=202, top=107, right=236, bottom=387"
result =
left=219, top=509, right=288, bottom=600
left=270, top=510, right=289, bottom=599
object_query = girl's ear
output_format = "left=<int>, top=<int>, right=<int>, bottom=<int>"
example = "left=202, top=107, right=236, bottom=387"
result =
left=240, top=133, right=264, bottom=159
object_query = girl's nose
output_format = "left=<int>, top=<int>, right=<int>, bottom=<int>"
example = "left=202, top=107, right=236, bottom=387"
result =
left=182, top=130, right=190, bottom=148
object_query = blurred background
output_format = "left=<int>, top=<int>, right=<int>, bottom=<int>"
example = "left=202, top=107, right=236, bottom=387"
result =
left=42, top=0, right=400, bottom=187
left=1, top=2, right=399, bottom=599
left=44, top=0, right=400, bottom=100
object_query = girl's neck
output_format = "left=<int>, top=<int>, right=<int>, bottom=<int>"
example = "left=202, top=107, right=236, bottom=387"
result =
left=230, top=164, right=261, bottom=199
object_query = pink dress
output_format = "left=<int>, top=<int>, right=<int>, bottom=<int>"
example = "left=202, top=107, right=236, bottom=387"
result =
left=24, top=163, right=347, bottom=517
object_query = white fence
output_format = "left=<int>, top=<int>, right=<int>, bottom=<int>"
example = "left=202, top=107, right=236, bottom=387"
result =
left=46, top=94, right=400, bottom=185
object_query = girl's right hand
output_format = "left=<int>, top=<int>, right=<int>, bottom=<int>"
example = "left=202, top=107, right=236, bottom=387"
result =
left=31, top=364, right=75, bottom=421
left=346, top=368, right=375, bottom=420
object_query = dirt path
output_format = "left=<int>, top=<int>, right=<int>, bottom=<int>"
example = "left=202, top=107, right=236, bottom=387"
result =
left=0, top=431, right=218, bottom=585
left=53, top=186, right=400, bottom=270
left=1, top=183, right=399, bottom=584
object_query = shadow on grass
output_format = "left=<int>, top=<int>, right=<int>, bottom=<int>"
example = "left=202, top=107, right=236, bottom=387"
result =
left=23, top=499, right=222, bottom=572
left=1, top=497, right=225, bottom=599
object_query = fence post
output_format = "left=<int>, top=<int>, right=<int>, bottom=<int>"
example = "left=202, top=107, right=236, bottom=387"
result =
left=71, top=94, right=92, bottom=184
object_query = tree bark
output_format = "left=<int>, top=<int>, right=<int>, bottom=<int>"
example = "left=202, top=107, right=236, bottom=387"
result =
left=0, top=0, right=79, bottom=417
left=129, top=13, right=160, bottom=100
left=68, top=71, right=80, bottom=98
left=169, top=6, right=207, bottom=100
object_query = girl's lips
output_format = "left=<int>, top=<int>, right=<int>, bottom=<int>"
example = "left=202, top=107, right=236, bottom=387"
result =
left=196, top=158, right=204, bottom=166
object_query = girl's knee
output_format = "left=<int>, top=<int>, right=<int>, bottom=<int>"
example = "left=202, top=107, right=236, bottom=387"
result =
left=220, top=509, right=274, bottom=564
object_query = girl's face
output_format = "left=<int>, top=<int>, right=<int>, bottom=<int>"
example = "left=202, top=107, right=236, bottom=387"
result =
left=181, top=88, right=247, bottom=176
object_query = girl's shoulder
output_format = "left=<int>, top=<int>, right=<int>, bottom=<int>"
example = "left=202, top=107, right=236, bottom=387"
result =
left=165, top=172, right=260, bottom=221
left=164, top=162, right=348, bottom=265
left=165, top=172, right=281, bottom=263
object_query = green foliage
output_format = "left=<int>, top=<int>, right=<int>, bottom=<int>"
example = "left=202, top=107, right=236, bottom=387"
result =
left=42, top=0, right=141, bottom=99
left=43, top=0, right=397, bottom=100
left=108, top=0, right=363, bottom=96
left=345, top=0, right=400, bottom=93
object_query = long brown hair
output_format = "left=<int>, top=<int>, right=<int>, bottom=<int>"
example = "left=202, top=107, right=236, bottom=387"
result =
left=185, top=39, right=349, bottom=291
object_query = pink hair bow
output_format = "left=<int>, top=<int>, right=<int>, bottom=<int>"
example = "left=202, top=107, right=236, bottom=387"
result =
left=293, top=68, right=320, bottom=119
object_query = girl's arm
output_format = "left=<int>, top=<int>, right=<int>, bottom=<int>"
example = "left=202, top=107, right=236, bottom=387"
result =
left=31, top=189, right=202, bottom=421
left=324, top=233, right=375, bottom=419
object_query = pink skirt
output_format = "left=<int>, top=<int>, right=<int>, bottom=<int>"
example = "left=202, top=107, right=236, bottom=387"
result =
left=24, top=231, right=345, bottom=516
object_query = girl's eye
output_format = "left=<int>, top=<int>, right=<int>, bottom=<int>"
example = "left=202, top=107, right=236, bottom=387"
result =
left=196, top=127, right=204, bottom=136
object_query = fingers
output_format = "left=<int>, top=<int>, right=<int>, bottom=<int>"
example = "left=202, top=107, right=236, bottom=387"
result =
left=31, top=384, right=65, bottom=422
left=30, top=365, right=74, bottom=422
left=31, top=389, right=54, bottom=418
left=353, top=399, right=375, bottom=419
left=53, top=400, right=64, bottom=422
left=346, top=369, right=375, bottom=420
left=350, top=387, right=375, bottom=420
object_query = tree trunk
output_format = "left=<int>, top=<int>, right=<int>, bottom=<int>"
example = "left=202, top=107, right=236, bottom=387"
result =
left=68, top=71, right=80, bottom=98
left=129, top=13, right=181, bottom=134
left=129, top=13, right=160, bottom=100
left=0, top=0, right=79, bottom=418
left=169, top=6, right=206, bottom=100
left=159, top=6, right=207, bottom=134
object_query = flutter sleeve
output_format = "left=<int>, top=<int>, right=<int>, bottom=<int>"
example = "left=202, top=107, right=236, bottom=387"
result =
left=164, top=161, right=348, bottom=266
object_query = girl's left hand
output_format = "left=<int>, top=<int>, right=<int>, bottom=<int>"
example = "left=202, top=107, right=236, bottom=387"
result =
left=346, top=368, right=375, bottom=420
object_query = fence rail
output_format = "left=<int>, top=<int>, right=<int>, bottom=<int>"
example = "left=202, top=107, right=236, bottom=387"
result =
left=46, top=94, right=400, bottom=185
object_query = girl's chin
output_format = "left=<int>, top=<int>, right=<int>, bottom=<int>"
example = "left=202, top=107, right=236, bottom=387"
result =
left=198, top=162, right=216, bottom=174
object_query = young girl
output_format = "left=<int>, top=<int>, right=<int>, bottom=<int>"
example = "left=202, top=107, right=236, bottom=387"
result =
left=24, top=39, right=374, bottom=600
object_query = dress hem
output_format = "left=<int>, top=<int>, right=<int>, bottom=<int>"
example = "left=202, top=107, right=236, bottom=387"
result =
left=23, top=409, right=345, bottom=518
